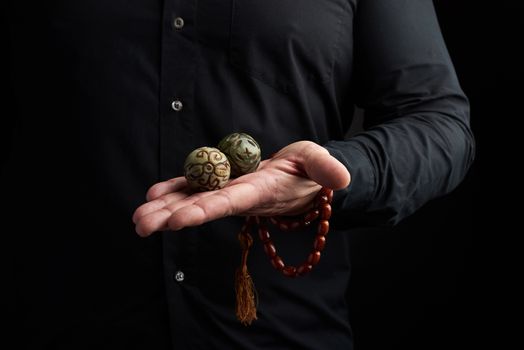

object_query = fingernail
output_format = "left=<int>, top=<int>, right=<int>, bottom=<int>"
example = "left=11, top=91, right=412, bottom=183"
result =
left=135, top=227, right=147, bottom=237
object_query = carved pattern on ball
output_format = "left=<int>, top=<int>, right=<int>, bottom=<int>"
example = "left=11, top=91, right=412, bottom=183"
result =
left=184, top=147, right=231, bottom=191
left=218, top=133, right=261, bottom=177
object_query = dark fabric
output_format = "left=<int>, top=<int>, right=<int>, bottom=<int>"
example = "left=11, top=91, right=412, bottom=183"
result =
left=3, top=0, right=474, bottom=349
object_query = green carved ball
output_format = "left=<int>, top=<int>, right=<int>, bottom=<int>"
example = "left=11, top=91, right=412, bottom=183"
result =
left=217, top=133, right=261, bottom=177
left=184, top=147, right=231, bottom=191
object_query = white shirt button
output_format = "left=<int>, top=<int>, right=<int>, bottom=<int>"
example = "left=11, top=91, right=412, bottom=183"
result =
left=173, top=17, right=185, bottom=30
left=171, top=100, right=183, bottom=112
left=174, top=270, right=185, bottom=282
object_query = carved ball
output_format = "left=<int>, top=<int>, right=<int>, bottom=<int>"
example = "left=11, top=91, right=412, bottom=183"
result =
left=217, top=133, right=261, bottom=177
left=184, top=147, right=231, bottom=191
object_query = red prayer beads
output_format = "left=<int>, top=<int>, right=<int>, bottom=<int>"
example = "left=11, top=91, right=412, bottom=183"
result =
left=242, top=187, right=333, bottom=278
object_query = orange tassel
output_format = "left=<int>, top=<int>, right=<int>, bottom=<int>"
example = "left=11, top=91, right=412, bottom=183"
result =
left=235, top=221, right=258, bottom=325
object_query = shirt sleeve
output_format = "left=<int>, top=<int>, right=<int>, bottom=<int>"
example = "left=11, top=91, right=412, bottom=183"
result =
left=324, top=0, right=475, bottom=227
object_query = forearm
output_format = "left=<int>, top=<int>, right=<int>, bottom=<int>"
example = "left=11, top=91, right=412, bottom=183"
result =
left=326, top=97, right=475, bottom=226
left=325, top=0, right=475, bottom=227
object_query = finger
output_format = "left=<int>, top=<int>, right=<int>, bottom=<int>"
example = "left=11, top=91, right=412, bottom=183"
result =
left=302, top=144, right=351, bottom=190
left=132, top=191, right=190, bottom=224
left=135, top=208, right=172, bottom=237
left=163, top=189, right=217, bottom=213
left=135, top=189, right=224, bottom=235
left=146, top=177, right=187, bottom=201
left=167, top=180, right=266, bottom=231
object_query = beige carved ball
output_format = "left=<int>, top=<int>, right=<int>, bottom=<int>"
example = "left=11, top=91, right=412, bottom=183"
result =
left=184, top=147, right=231, bottom=191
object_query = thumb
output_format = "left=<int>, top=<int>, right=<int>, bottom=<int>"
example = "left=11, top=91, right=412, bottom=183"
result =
left=302, top=143, right=351, bottom=190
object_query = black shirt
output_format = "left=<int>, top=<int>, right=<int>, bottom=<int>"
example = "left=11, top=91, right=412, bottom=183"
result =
left=3, top=0, right=474, bottom=349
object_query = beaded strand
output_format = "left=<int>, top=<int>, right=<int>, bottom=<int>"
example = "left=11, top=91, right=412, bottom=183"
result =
left=235, top=187, right=333, bottom=325
left=237, top=187, right=333, bottom=277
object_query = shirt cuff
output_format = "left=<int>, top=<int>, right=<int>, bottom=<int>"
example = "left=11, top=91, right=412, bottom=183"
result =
left=323, top=140, right=376, bottom=213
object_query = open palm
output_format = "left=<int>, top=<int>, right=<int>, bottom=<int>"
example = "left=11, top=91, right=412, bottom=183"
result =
left=133, top=141, right=350, bottom=237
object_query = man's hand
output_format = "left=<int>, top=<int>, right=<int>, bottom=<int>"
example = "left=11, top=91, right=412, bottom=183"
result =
left=132, top=141, right=350, bottom=237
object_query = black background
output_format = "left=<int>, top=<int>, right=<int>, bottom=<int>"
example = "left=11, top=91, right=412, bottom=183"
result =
left=347, top=1, right=521, bottom=349
left=2, top=1, right=520, bottom=349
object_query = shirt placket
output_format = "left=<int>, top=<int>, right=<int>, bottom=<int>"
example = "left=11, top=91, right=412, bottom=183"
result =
left=159, top=0, right=201, bottom=346
left=160, top=0, right=198, bottom=178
